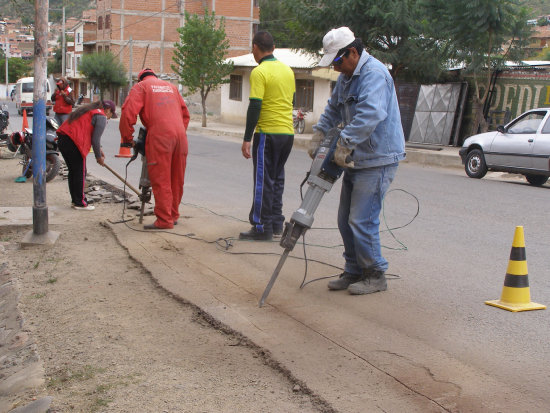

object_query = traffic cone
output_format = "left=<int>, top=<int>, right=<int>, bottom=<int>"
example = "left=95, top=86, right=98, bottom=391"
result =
left=22, top=109, right=29, bottom=129
left=485, top=226, right=546, bottom=312
left=115, top=137, right=132, bottom=158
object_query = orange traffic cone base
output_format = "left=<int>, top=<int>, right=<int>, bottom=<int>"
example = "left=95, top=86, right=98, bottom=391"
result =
left=485, top=299, right=546, bottom=312
left=115, top=147, right=132, bottom=158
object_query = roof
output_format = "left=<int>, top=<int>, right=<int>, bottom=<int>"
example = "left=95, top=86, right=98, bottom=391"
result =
left=227, top=48, right=319, bottom=69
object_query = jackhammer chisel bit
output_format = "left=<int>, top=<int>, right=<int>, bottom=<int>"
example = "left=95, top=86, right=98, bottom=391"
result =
left=259, top=128, right=344, bottom=307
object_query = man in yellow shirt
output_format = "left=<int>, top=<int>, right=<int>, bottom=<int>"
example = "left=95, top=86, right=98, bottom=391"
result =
left=240, top=31, right=295, bottom=241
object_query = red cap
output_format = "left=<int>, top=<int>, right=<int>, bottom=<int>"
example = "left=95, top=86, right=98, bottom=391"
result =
left=138, top=68, right=155, bottom=82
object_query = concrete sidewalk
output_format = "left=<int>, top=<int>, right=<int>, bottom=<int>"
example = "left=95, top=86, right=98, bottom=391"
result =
left=186, top=118, right=463, bottom=170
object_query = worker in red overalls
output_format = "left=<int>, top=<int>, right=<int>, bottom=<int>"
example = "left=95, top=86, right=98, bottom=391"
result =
left=51, top=77, right=75, bottom=125
left=119, top=69, right=190, bottom=230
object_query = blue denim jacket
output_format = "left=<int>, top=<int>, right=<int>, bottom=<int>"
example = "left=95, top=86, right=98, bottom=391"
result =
left=315, top=52, right=406, bottom=168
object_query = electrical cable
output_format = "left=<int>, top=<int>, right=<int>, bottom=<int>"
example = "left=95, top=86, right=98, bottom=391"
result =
left=111, top=161, right=418, bottom=289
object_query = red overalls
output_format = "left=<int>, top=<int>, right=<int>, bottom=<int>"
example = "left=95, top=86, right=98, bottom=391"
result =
left=119, top=77, right=190, bottom=229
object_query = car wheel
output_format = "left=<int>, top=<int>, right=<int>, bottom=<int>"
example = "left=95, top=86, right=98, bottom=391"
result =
left=524, top=174, right=548, bottom=186
left=465, top=149, right=487, bottom=179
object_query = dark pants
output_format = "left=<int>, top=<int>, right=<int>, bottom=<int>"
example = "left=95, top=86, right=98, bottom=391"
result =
left=57, top=133, right=89, bottom=207
left=249, top=132, right=294, bottom=233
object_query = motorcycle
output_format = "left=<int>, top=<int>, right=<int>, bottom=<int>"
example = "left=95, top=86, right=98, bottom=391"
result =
left=0, top=104, right=9, bottom=144
left=293, top=108, right=306, bottom=134
left=7, top=117, right=61, bottom=182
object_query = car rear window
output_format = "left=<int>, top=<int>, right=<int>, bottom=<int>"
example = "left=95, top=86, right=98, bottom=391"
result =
left=21, top=83, right=34, bottom=93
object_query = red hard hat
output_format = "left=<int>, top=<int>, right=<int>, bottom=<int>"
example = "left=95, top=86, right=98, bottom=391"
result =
left=138, top=68, right=155, bottom=81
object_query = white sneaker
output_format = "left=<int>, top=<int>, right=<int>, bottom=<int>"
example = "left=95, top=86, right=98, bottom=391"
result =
left=72, top=205, right=95, bottom=211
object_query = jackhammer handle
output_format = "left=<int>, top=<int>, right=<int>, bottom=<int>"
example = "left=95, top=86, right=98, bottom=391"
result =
left=103, top=163, right=141, bottom=196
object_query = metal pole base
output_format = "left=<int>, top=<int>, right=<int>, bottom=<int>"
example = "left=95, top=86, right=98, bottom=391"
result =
left=21, top=229, right=60, bottom=246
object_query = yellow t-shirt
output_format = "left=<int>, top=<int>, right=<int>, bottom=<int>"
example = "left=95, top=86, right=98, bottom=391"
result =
left=249, top=57, right=295, bottom=135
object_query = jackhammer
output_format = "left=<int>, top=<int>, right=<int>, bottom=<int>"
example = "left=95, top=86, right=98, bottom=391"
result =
left=259, top=128, right=344, bottom=307
left=104, top=127, right=151, bottom=223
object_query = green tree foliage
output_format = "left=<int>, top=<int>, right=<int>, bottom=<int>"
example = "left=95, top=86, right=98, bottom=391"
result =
left=420, top=0, right=533, bottom=133
left=172, top=9, right=234, bottom=127
left=283, top=0, right=452, bottom=82
left=78, top=52, right=127, bottom=100
left=1, top=0, right=93, bottom=25
left=48, top=46, right=63, bottom=76
left=258, top=0, right=305, bottom=48
left=531, top=47, right=550, bottom=60
left=0, top=57, right=32, bottom=83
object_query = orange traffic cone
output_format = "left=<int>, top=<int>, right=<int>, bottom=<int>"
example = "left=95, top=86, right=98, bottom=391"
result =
left=485, top=226, right=546, bottom=312
left=22, top=109, right=29, bottom=129
left=115, top=137, right=132, bottom=158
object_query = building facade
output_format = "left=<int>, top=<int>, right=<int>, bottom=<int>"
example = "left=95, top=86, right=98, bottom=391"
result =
left=95, top=0, right=260, bottom=82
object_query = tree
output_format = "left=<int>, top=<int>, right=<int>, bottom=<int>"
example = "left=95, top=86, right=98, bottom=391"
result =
left=421, top=0, right=533, bottom=133
left=78, top=52, right=127, bottom=100
left=0, top=57, right=32, bottom=83
left=172, top=9, right=234, bottom=127
left=48, top=46, right=63, bottom=76
left=258, top=0, right=304, bottom=48
left=282, top=0, right=451, bottom=82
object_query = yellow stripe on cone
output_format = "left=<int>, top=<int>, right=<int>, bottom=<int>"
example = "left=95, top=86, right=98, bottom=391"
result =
left=485, top=226, right=546, bottom=312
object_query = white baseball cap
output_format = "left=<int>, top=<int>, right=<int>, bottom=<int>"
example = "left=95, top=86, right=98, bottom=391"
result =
left=318, top=27, right=356, bottom=67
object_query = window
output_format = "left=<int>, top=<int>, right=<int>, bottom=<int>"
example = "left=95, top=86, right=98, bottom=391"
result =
left=229, top=74, right=242, bottom=101
left=105, top=15, right=111, bottom=29
left=542, top=116, right=550, bottom=134
left=77, top=32, right=81, bottom=43
left=98, top=16, right=103, bottom=30
left=507, top=112, right=546, bottom=134
left=295, top=79, right=314, bottom=111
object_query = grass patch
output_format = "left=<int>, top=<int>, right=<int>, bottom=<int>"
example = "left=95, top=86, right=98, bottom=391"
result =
left=30, top=292, right=46, bottom=299
left=47, top=277, right=57, bottom=284
left=91, top=397, right=113, bottom=412
left=47, top=365, right=106, bottom=389
left=33, top=261, right=40, bottom=269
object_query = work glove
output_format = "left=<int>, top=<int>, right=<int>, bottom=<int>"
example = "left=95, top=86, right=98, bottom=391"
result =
left=308, top=129, right=325, bottom=159
left=334, top=139, right=355, bottom=168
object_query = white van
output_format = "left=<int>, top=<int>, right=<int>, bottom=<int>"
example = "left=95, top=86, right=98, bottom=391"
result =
left=15, top=77, right=53, bottom=116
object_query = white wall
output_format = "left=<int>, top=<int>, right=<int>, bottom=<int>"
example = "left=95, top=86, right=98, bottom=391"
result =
left=220, top=69, right=334, bottom=132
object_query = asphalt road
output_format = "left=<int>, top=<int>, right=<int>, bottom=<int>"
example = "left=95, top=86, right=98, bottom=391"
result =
left=10, top=103, right=550, bottom=406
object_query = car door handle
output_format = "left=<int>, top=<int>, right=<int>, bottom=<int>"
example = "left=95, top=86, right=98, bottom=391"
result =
left=528, top=139, right=534, bottom=143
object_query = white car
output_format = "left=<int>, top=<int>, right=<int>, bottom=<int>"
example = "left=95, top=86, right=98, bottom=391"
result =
left=459, top=108, right=550, bottom=186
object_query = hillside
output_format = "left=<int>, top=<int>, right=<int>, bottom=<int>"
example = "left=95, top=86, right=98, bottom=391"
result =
left=0, top=0, right=93, bottom=25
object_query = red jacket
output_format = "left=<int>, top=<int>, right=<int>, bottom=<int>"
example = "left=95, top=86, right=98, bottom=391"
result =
left=53, top=86, right=74, bottom=114
left=57, top=108, right=106, bottom=158
left=119, top=76, right=190, bottom=143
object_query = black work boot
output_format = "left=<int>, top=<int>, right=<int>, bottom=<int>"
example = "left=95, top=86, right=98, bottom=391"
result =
left=239, top=227, right=273, bottom=241
left=327, top=272, right=362, bottom=290
left=348, top=270, right=387, bottom=295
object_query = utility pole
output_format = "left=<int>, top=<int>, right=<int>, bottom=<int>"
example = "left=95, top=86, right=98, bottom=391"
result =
left=23, top=0, right=59, bottom=245
left=128, top=36, right=133, bottom=88
left=4, top=43, right=8, bottom=98
left=62, top=6, right=66, bottom=77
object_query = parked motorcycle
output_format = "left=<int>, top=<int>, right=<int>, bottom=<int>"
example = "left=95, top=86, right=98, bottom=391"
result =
left=7, top=117, right=61, bottom=182
left=293, top=108, right=306, bottom=134
left=0, top=104, right=9, bottom=144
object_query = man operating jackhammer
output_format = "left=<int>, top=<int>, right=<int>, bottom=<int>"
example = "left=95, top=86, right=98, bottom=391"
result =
left=119, top=68, right=190, bottom=230
left=311, top=27, right=406, bottom=295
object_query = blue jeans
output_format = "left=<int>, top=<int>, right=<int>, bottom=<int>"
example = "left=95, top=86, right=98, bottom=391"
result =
left=338, top=163, right=398, bottom=275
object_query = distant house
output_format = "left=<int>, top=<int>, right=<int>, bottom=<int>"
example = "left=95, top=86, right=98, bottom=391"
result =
left=221, top=49, right=338, bottom=132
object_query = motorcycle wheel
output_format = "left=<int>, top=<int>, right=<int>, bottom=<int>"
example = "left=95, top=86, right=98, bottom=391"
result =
left=45, top=154, right=61, bottom=182
left=23, top=154, right=61, bottom=182
left=296, top=119, right=305, bottom=134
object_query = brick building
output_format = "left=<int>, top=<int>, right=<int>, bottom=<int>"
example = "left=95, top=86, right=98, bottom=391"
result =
left=95, top=0, right=260, bottom=83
